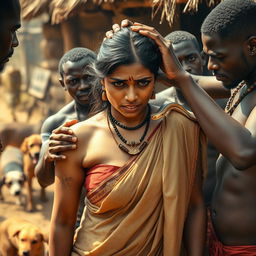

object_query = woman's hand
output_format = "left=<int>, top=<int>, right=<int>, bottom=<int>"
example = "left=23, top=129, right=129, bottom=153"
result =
left=130, top=22, right=187, bottom=82
left=46, top=120, right=78, bottom=161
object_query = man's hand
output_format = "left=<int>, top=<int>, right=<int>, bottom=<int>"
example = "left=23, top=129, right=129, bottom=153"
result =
left=105, top=19, right=133, bottom=39
left=130, top=22, right=187, bottom=82
left=46, top=120, right=78, bottom=161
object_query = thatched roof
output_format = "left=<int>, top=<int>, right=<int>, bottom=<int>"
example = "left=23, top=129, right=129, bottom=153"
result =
left=21, top=0, right=51, bottom=21
left=51, top=0, right=89, bottom=25
left=21, top=0, right=222, bottom=25
left=152, top=0, right=222, bottom=25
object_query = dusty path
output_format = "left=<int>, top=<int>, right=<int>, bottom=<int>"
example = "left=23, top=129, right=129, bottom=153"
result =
left=0, top=181, right=54, bottom=235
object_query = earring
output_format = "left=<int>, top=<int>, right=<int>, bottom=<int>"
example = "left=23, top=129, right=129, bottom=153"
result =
left=150, top=90, right=156, bottom=100
left=249, top=47, right=256, bottom=56
left=102, top=90, right=108, bottom=101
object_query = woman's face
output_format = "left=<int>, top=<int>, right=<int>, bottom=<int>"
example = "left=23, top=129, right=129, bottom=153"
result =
left=102, top=62, right=155, bottom=124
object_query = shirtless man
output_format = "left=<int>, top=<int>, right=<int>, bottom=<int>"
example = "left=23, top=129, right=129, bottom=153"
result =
left=35, top=47, right=96, bottom=187
left=130, top=0, right=256, bottom=254
left=199, top=1, right=256, bottom=252
left=150, top=30, right=227, bottom=207
left=154, top=30, right=206, bottom=109
left=0, top=0, right=21, bottom=151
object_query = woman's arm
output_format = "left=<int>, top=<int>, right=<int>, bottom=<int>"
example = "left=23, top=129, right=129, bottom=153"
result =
left=49, top=145, right=85, bottom=256
left=35, top=119, right=78, bottom=188
left=183, top=159, right=206, bottom=256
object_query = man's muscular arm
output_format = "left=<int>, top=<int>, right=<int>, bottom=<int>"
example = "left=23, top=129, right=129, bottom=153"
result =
left=156, top=73, right=230, bottom=99
left=130, top=23, right=256, bottom=170
left=35, top=118, right=78, bottom=188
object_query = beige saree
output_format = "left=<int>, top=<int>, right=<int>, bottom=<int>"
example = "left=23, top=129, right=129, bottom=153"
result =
left=72, top=104, right=207, bottom=256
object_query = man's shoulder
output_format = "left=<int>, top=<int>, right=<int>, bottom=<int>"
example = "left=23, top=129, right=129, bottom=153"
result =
left=41, top=102, right=76, bottom=134
left=56, top=101, right=76, bottom=115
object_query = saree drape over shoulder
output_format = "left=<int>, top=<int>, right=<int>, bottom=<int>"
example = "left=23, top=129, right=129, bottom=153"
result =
left=72, top=104, right=207, bottom=256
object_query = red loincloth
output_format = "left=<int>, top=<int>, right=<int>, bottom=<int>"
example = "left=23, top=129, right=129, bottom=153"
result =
left=208, top=211, right=256, bottom=255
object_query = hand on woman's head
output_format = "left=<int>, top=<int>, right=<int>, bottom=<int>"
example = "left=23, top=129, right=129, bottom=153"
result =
left=104, top=19, right=134, bottom=39
left=130, top=23, right=186, bottom=81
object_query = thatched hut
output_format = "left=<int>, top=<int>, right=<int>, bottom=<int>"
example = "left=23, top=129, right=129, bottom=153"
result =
left=19, top=0, right=221, bottom=107
left=21, top=0, right=221, bottom=69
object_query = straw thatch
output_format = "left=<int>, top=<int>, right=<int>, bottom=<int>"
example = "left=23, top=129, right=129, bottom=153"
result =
left=21, top=0, right=222, bottom=25
left=51, top=0, right=89, bottom=25
left=50, top=0, right=151, bottom=24
left=152, top=0, right=222, bottom=25
left=21, top=0, right=51, bottom=20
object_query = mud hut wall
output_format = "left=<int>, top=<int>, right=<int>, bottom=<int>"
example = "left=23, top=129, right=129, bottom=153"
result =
left=70, top=6, right=180, bottom=52
left=40, top=22, right=63, bottom=70
left=78, top=9, right=114, bottom=51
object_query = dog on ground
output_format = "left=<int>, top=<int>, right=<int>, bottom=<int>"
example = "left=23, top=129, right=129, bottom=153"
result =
left=0, top=217, right=48, bottom=256
left=0, top=146, right=26, bottom=206
left=20, top=134, right=46, bottom=212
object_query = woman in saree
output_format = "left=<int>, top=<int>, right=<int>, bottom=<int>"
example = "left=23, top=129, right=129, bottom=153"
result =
left=49, top=26, right=207, bottom=256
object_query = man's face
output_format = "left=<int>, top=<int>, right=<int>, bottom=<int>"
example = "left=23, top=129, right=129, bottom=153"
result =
left=172, top=40, right=204, bottom=76
left=202, top=33, right=252, bottom=89
left=0, top=0, right=21, bottom=72
left=61, top=59, right=94, bottom=105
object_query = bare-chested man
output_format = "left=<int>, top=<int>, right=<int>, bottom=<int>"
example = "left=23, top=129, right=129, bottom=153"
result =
left=154, top=30, right=207, bottom=109
left=35, top=47, right=96, bottom=187
left=151, top=30, right=227, bottom=207
left=199, top=1, right=256, bottom=253
left=129, top=0, right=256, bottom=254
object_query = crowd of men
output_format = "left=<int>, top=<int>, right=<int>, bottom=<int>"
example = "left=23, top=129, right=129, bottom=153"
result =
left=1, top=0, right=256, bottom=255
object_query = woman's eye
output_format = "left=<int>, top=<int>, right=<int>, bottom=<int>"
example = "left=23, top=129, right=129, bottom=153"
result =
left=112, top=81, right=125, bottom=87
left=137, top=80, right=150, bottom=87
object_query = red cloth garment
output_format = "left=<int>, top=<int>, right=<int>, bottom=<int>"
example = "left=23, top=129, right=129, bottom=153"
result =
left=208, top=213, right=256, bottom=255
left=84, top=122, right=162, bottom=195
left=85, top=164, right=120, bottom=192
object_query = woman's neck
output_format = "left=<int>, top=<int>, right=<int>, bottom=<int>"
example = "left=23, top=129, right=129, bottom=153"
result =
left=110, top=105, right=149, bottom=128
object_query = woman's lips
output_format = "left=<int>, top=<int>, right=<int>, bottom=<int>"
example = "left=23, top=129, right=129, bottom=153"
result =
left=122, top=105, right=140, bottom=112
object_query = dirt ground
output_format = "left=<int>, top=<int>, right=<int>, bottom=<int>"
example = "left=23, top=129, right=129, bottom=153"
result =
left=0, top=182, right=54, bottom=236
left=0, top=85, right=55, bottom=239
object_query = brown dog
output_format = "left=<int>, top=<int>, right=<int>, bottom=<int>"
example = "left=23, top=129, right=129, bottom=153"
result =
left=20, top=134, right=46, bottom=212
left=0, top=217, right=48, bottom=256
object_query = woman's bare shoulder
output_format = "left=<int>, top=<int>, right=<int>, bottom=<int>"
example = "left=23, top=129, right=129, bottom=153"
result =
left=71, top=110, right=107, bottom=138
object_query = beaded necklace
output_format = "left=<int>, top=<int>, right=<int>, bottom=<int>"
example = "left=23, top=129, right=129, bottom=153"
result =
left=225, top=81, right=256, bottom=115
left=107, top=106, right=151, bottom=155
left=108, top=104, right=150, bottom=130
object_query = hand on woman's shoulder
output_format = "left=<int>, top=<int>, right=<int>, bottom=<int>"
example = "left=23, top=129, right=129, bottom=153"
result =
left=71, top=110, right=107, bottom=139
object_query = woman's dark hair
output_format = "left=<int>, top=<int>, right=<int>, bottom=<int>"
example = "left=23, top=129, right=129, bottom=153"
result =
left=89, top=27, right=162, bottom=116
